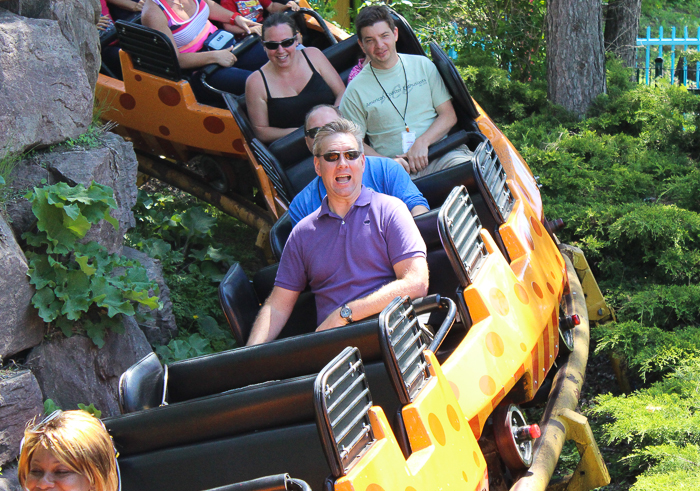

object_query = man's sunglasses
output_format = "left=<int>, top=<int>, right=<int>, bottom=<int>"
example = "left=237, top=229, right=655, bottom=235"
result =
left=316, top=150, right=362, bottom=162
left=305, top=126, right=321, bottom=139
left=263, top=37, right=296, bottom=50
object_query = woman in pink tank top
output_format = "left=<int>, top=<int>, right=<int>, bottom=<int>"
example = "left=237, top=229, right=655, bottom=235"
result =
left=142, top=0, right=268, bottom=94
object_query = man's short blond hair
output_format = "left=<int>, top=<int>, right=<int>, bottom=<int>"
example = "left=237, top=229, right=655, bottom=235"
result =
left=312, top=118, right=364, bottom=156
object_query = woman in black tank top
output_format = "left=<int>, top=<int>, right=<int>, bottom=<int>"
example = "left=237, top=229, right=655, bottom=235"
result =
left=245, top=13, right=345, bottom=143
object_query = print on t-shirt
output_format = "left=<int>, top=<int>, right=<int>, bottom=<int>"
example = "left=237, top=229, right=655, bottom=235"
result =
left=236, top=0, right=263, bottom=21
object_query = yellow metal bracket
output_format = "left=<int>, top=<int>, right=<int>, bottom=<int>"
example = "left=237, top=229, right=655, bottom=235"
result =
left=559, top=244, right=616, bottom=325
left=545, top=409, right=610, bottom=491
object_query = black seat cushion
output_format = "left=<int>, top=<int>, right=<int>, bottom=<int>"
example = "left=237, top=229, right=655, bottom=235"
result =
left=429, top=42, right=479, bottom=121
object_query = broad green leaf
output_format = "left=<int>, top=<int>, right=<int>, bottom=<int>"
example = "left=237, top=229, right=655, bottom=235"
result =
left=155, top=345, right=174, bottom=364
left=200, top=261, right=224, bottom=282
left=55, top=317, right=75, bottom=338
left=84, top=322, right=106, bottom=348
left=63, top=212, right=91, bottom=238
left=187, top=334, right=212, bottom=356
left=27, top=255, right=55, bottom=290
left=74, top=255, right=97, bottom=276
left=169, top=340, right=192, bottom=361
left=91, top=276, right=135, bottom=317
left=181, top=207, right=216, bottom=237
left=31, top=288, right=61, bottom=323
left=62, top=203, right=81, bottom=220
left=142, top=239, right=171, bottom=259
left=32, top=188, right=79, bottom=249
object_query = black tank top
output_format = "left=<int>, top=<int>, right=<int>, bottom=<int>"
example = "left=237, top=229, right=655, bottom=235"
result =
left=259, top=50, right=336, bottom=129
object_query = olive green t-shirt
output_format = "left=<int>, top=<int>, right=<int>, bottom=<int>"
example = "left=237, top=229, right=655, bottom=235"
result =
left=340, top=53, right=452, bottom=158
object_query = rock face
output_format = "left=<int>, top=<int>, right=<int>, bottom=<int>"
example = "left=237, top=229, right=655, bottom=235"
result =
left=2, top=159, right=55, bottom=239
left=26, top=316, right=152, bottom=418
left=0, top=10, right=93, bottom=156
left=0, top=462, right=21, bottom=491
left=122, top=247, right=178, bottom=346
left=1, top=0, right=101, bottom=90
left=44, top=132, right=139, bottom=255
left=0, top=215, right=44, bottom=360
left=0, top=370, right=43, bottom=466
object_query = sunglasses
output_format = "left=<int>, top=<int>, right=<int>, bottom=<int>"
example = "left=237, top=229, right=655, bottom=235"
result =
left=317, top=150, right=362, bottom=162
left=263, top=37, right=296, bottom=50
left=305, top=126, right=321, bottom=139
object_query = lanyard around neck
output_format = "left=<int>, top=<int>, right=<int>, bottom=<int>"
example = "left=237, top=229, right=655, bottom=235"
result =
left=370, top=55, right=410, bottom=132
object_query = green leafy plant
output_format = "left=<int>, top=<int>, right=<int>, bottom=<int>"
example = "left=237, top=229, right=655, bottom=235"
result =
left=23, top=182, right=160, bottom=347
left=126, top=190, right=261, bottom=360
left=43, top=398, right=61, bottom=415
left=77, top=403, right=102, bottom=418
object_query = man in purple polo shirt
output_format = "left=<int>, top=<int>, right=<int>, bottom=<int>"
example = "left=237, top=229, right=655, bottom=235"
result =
left=246, top=118, right=429, bottom=345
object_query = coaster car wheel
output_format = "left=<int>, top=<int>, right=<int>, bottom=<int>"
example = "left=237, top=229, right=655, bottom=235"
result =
left=493, top=404, right=540, bottom=471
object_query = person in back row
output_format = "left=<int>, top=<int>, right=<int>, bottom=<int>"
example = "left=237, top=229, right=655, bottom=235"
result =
left=246, top=118, right=429, bottom=345
left=288, top=104, right=429, bottom=226
left=339, top=5, right=472, bottom=179
left=142, top=0, right=268, bottom=95
left=246, top=14, right=345, bottom=143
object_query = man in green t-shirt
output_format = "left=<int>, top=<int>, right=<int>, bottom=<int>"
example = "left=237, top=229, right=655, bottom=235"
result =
left=339, top=5, right=472, bottom=179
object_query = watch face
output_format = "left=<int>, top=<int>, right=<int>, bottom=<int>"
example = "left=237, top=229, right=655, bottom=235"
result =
left=340, top=305, right=351, bottom=318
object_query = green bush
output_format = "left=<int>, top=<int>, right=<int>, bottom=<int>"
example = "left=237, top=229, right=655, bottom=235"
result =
left=126, top=190, right=262, bottom=360
left=23, top=182, right=160, bottom=347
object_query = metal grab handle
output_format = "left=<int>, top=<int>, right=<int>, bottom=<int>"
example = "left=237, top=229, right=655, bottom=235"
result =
left=428, top=296, right=456, bottom=354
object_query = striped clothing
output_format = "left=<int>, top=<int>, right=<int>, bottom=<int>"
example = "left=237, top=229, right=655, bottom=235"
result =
left=152, top=0, right=217, bottom=53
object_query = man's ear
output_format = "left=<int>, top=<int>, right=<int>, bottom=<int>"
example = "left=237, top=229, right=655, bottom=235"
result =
left=393, top=26, right=398, bottom=41
left=314, top=157, right=322, bottom=177
left=357, top=37, right=367, bottom=56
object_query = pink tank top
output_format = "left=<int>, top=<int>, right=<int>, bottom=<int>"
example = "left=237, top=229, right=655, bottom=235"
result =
left=152, top=0, right=217, bottom=53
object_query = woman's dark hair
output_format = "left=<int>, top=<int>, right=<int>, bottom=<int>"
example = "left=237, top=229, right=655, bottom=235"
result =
left=262, top=13, right=298, bottom=41
left=355, top=5, right=395, bottom=39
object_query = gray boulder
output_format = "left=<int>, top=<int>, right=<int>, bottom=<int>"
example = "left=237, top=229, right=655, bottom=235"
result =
left=122, top=247, right=178, bottom=346
left=26, top=316, right=152, bottom=418
left=0, top=462, right=21, bottom=491
left=2, top=158, right=54, bottom=239
left=0, top=370, right=43, bottom=467
left=0, top=215, right=44, bottom=360
left=1, top=0, right=101, bottom=90
left=46, top=132, right=138, bottom=255
left=0, top=10, right=93, bottom=156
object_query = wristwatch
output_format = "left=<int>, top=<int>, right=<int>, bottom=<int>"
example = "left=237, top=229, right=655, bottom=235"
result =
left=340, top=303, right=353, bottom=324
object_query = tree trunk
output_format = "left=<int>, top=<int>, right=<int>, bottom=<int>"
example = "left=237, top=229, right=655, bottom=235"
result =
left=546, top=0, right=607, bottom=117
left=604, top=0, right=642, bottom=67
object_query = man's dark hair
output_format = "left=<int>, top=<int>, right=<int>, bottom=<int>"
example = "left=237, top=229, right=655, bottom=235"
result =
left=355, top=5, right=395, bottom=39
left=262, top=13, right=298, bottom=41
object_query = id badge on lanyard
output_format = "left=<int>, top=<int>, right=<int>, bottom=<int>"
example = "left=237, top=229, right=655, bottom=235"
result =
left=402, top=130, right=416, bottom=153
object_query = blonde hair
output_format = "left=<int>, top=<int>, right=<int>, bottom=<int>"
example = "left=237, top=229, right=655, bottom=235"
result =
left=312, top=118, right=364, bottom=156
left=18, top=410, right=118, bottom=491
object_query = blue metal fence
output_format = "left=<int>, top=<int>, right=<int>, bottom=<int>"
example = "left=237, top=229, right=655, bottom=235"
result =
left=637, top=26, right=700, bottom=87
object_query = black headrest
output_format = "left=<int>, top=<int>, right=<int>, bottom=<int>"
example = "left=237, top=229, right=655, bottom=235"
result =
left=115, top=20, right=182, bottom=81
left=391, top=10, right=425, bottom=56
left=429, top=42, right=479, bottom=120
left=118, top=352, right=166, bottom=414
left=268, top=128, right=309, bottom=171
left=270, top=212, right=293, bottom=261
left=219, top=263, right=260, bottom=346
left=323, top=35, right=363, bottom=74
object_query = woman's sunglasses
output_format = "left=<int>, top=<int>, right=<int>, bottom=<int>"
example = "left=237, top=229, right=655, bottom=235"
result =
left=316, top=150, right=362, bottom=162
left=263, top=37, right=296, bottom=50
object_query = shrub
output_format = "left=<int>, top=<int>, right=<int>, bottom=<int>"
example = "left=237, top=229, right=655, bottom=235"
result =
left=23, top=182, right=160, bottom=347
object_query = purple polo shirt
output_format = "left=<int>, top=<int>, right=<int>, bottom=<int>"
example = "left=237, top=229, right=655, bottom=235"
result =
left=275, top=187, right=427, bottom=324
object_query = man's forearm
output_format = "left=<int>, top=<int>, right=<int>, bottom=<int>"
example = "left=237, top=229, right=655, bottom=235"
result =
left=348, top=259, right=429, bottom=321
left=416, top=110, right=456, bottom=148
